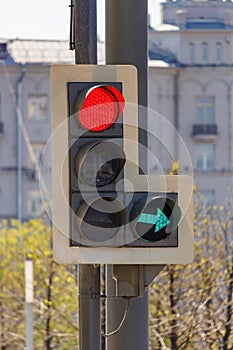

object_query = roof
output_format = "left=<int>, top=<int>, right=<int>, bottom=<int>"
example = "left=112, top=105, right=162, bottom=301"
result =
left=154, top=24, right=180, bottom=32
left=0, top=38, right=105, bottom=65
left=149, top=42, right=177, bottom=65
left=149, top=60, right=170, bottom=68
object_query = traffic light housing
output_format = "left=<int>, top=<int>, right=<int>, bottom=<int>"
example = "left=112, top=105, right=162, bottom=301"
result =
left=50, top=65, right=193, bottom=264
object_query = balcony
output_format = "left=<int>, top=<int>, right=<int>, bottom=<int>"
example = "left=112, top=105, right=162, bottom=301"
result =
left=192, top=124, right=218, bottom=141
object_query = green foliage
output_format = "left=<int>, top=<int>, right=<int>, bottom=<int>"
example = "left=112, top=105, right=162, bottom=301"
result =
left=0, top=219, right=78, bottom=349
left=149, top=193, right=233, bottom=350
left=1, top=193, right=233, bottom=349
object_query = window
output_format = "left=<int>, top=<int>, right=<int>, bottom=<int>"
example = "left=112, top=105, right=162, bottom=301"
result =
left=28, top=191, right=43, bottom=217
left=28, top=95, right=47, bottom=120
left=202, top=42, right=208, bottom=64
left=28, top=144, right=45, bottom=168
left=195, top=144, right=215, bottom=171
left=196, top=97, right=214, bottom=124
left=216, top=43, right=222, bottom=65
left=189, top=42, right=195, bottom=64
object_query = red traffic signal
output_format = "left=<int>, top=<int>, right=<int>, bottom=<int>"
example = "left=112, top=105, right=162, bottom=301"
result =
left=74, top=85, right=125, bottom=132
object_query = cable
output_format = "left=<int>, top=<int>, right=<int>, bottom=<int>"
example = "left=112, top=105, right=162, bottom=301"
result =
left=69, top=0, right=75, bottom=50
left=101, top=297, right=131, bottom=338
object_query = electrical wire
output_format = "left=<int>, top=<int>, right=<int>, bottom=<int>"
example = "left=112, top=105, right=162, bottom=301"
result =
left=101, top=297, right=131, bottom=338
left=69, top=0, right=75, bottom=50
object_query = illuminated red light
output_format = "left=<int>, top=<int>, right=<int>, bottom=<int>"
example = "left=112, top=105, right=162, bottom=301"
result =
left=77, top=85, right=125, bottom=132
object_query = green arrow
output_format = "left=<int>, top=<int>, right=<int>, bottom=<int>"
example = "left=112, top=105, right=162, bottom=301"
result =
left=138, top=208, right=170, bottom=233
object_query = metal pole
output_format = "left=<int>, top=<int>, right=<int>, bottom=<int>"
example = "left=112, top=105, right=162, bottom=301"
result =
left=74, top=0, right=97, bottom=64
left=106, top=0, right=148, bottom=170
left=74, top=1, right=101, bottom=350
left=25, top=258, right=34, bottom=350
left=26, top=304, right=34, bottom=350
left=16, top=68, right=26, bottom=224
left=105, top=1, right=149, bottom=349
left=106, top=0, right=148, bottom=115
left=78, top=265, right=101, bottom=350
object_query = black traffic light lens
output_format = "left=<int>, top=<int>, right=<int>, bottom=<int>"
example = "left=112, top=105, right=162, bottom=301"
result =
left=76, top=197, right=125, bottom=243
left=74, top=141, right=126, bottom=187
left=96, top=158, right=124, bottom=187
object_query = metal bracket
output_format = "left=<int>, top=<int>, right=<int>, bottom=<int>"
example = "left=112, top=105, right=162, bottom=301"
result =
left=107, top=264, right=165, bottom=298
left=113, top=265, right=144, bottom=297
left=143, top=265, right=165, bottom=287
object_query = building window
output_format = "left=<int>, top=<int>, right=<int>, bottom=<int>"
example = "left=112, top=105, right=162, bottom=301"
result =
left=28, top=144, right=45, bottom=168
left=189, top=42, right=195, bottom=64
left=28, top=95, right=47, bottom=120
left=216, top=43, right=222, bottom=65
left=202, top=42, right=208, bottom=64
left=196, top=97, right=214, bottom=124
left=195, top=143, right=215, bottom=171
left=28, top=191, right=43, bottom=217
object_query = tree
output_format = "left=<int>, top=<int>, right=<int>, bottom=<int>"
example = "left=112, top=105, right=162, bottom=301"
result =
left=0, top=219, right=78, bottom=349
left=149, top=193, right=233, bottom=350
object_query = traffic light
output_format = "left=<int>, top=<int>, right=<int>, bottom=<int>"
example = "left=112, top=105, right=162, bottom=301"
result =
left=50, top=65, right=193, bottom=264
left=69, top=81, right=127, bottom=247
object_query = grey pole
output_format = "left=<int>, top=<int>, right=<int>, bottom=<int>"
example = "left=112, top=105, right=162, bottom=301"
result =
left=78, top=265, right=101, bottom=350
left=26, top=304, right=34, bottom=350
left=74, top=1, right=101, bottom=350
left=16, top=68, right=26, bottom=224
left=106, top=0, right=148, bottom=132
left=106, top=0, right=148, bottom=171
left=25, top=258, right=34, bottom=350
left=105, top=1, right=149, bottom=349
left=74, top=0, right=97, bottom=65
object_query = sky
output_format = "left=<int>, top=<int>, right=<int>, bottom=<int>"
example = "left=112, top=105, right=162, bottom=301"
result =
left=0, top=0, right=162, bottom=41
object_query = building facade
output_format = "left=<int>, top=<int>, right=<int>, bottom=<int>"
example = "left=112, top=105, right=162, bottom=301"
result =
left=1, top=0, right=232, bottom=221
left=0, top=39, right=108, bottom=221
left=0, top=40, right=72, bottom=220
left=148, top=0, right=233, bottom=204
left=0, top=39, right=107, bottom=221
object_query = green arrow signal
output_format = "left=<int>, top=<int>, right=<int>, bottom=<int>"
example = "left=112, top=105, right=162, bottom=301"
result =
left=138, top=208, right=170, bottom=233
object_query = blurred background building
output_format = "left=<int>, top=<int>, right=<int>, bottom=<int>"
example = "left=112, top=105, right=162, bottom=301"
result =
left=0, top=40, right=73, bottom=220
left=0, top=39, right=106, bottom=220
left=0, top=0, right=233, bottom=220
left=148, top=0, right=233, bottom=205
